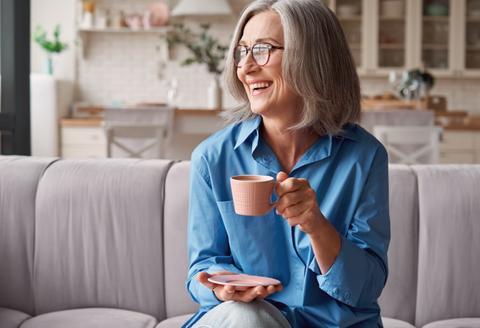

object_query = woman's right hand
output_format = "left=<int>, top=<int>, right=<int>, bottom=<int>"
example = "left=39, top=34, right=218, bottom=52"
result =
left=197, top=271, right=283, bottom=302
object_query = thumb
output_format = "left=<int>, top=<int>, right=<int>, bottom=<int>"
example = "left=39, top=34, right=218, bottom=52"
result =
left=197, top=272, right=215, bottom=289
left=276, top=171, right=289, bottom=183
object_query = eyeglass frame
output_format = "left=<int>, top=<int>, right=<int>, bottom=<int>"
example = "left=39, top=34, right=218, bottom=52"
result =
left=233, top=43, right=285, bottom=68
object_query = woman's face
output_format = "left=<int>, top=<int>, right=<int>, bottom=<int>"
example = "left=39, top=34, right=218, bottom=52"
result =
left=237, top=11, right=301, bottom=118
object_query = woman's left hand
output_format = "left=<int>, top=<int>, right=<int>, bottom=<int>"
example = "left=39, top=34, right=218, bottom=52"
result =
left=275, top=171, right=325, bottom=237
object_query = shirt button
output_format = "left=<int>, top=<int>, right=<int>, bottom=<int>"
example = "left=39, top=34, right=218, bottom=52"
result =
left=333, top=287, right=340, bottom=294
left=345, top=292, right=350, bottom=299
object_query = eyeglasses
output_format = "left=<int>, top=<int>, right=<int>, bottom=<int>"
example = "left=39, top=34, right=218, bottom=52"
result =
left=234, top=43, right=285, bottom=68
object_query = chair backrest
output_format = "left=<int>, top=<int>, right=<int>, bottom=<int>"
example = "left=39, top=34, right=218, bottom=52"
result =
left=373, top=125, right=443, bottom=164
left=103, top=122, right=167, bottom=159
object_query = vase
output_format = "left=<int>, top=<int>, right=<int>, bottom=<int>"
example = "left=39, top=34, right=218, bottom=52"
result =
left=207, top=75, right=222, bottom=110
left=43, top=54, right=53, bottom=75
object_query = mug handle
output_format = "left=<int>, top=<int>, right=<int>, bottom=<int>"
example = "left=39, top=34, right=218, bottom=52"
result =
left=268, top=182, right=280, bottom=212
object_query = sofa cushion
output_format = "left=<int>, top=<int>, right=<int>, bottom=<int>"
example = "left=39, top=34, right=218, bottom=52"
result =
left=19, top=308, right=157, bottom=328
left=0, top=307, right=31, bottom=328
left=411, top=165, right=480, bottom=328
left=156, top=314, right=194, bottom=328
left=33, top=158, right=173, bottom=320
left=378, top=164, right=418, bottom=325
left=422, top=318, right=480, bottom=328
left=0, top=156, right=58, bottom=316
left=163, top=161, right=199, bottom=318
left=382, top=317, right=416, bottom=328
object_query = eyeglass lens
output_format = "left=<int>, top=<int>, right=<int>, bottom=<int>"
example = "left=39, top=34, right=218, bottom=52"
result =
left=234, top=43, right=271, bottom=67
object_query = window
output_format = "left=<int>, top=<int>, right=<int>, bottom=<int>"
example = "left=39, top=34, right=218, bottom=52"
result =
left=0, top=0, right=31, bottom=155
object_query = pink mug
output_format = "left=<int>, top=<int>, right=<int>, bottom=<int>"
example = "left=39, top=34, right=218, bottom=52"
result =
left=230, top=175, right=277, bottom=216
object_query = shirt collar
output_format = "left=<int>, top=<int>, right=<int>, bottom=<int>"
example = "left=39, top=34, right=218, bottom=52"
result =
left=337, top=124, right=360, bottom=142
left=234, top=116, right=262, bottom=150
left=235, top=117, right=360, bottom=150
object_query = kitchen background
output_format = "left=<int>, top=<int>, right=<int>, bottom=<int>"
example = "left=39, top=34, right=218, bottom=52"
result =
left=31, top=0, right=480, bottom=116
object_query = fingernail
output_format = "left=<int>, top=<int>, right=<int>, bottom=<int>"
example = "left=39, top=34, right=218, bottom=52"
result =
left=256, top=291, right=262, bottom=295
left=227, top=290, right=234, bottom=293
left=276, top=209, right=279, bottom=215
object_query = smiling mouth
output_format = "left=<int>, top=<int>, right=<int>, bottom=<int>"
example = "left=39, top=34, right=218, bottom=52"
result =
left=249, top=82, right=273, bottom=92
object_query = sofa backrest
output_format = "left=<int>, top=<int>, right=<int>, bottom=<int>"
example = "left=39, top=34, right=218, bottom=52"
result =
left=378, top=164, right=419, bottom=325
left=163, top=161, right=199, bottom=318
left=411, top=165, right=480, bottom=327
left=0, top=156, right=59, bottom=316
left=32, top=158, right=173, bottom=320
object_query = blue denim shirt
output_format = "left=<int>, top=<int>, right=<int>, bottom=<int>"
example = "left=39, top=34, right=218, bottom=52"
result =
left=184, top=116, right=390, bottom=328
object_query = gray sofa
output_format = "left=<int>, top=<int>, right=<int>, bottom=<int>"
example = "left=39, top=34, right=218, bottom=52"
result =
left=0, top=156, right=479, bottom=328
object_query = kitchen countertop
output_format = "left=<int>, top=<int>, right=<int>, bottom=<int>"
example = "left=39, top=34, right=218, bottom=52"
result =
left=60, top=109, right=223, bottom=127
left=60, top=109, right=480, bottom=131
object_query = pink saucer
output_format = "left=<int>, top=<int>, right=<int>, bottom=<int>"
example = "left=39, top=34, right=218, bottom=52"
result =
left=208, top=274, right=281, bottom=287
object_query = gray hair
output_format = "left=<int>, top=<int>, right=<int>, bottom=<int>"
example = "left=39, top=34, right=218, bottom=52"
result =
left=222, top=0, right=361, bottom=137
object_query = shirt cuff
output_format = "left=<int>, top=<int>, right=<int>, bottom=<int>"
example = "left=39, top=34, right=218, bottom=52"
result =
left=310, top=235, right=367, bottom=307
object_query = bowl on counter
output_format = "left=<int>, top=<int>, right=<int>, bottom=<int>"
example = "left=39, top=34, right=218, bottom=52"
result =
left=337, top=4, right=361, bottom=17
left=425, top=4, right=449, bottom=17
left=380, top=0, right=405, bottom=18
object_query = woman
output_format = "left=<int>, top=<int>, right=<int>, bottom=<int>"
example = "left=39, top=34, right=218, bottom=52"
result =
left=184, top=0, right=390, bottom=327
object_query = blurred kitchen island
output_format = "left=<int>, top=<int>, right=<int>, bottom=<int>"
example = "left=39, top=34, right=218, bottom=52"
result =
left=60, top=108, right=224, bottom=160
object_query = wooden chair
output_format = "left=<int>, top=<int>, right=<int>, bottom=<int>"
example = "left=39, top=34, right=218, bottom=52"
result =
left=103, top=122, right=168, bottom=159
left=373, top=125, right=444, bottom=164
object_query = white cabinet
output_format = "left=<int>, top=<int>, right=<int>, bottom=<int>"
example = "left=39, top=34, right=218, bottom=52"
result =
left=61, top=126, right=107, bottom=159
left=439, top=130, right=480, bottom=163
left=329, top=0, right=480, bottom=77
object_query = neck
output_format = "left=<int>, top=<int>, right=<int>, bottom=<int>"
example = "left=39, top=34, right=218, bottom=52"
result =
left=260, top=117, right=320, bottom=174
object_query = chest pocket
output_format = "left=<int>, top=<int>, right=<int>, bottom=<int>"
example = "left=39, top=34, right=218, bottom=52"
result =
left=216, top=200, right=290, bottom=284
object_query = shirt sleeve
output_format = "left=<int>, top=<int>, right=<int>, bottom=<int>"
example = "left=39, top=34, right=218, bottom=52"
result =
left=310, top=149, right=390, bottom=309
left=186, top=155, right=243, bottom=308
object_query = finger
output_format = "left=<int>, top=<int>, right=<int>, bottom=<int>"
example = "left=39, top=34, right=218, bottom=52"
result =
left=218, top=284, right=236, bottom=301
left=276, top=171, right=289, bottom=183
left=197, top=272, right=216, bottom=289
left=275, top=191, right=303, bottom=215
left=253, top=284, right=282, bottom=300
left=230, top=285, right=263, bottom=303
left=276, top=178, right=305, bottom=198
left=280, top=201, right=310, bottom=219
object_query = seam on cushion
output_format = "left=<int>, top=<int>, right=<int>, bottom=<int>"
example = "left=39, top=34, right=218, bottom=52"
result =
left=407, top=164, right=421, bottom=327
left=160, top=159, right=182, bottom=321
left=32, top=157, right=62, bottom=316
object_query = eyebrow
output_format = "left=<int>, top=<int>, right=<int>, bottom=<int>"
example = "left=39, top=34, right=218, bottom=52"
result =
left=238, top=37, right=282, bottom=46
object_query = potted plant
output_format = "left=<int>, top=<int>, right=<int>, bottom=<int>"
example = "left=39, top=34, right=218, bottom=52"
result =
left=31, top=24, right=69, bottom=75
left=163, top=22, right=228, bottom=109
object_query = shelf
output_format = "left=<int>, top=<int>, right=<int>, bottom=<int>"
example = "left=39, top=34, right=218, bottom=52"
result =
left=379, top=16, right=405, bottom=21
left=348, top=43, right=362, bottom=50
left=76, top=26, right=172, bottom=60
left=337, top=15, right=362, bottom=21
left=422, top=44, right=449, bottom=50
left=379, top=44, right=405, bottom=50
left=78, top=26, right=173, bottom=33
left=466, top=45, right=480, bottom=50
left=466, top=17, right=480, bottom=22
left=422, top=16, right=449, bottom=22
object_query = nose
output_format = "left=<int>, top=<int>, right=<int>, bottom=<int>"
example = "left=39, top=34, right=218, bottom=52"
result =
left=240, top=53, right=260, bottom=74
